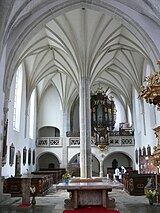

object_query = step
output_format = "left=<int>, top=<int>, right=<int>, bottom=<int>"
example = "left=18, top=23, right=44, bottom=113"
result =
left=0, top=193, right=11, bottom=204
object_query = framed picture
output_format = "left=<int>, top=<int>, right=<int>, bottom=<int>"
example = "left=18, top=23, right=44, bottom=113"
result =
left=9, top=143, right=15, bottom=166
left=2, top=119, right=8, bottom=165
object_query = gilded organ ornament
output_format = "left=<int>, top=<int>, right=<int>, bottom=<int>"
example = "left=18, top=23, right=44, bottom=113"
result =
left=91, top=87, right=116, bottom=150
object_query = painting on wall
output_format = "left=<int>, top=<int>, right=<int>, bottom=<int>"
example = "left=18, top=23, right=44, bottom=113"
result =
left=15, top=151, right=21, bottom=177
left=9, top=143, right=15, bottom=166
left=2, top=119, right=8, bottom=166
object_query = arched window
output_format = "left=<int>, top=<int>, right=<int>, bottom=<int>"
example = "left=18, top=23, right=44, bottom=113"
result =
left=13, top=64, right=23, bottom=131
left=28, top=148, right=31, bottom=165
left=29, top=90, right=35, bottom=139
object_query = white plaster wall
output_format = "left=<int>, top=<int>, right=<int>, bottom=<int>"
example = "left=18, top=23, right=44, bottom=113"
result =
left=36, top=147, right=63, bottom=170
left=0, top=47, right=6, bottom=155
left=92, top=156, right=99, bottom=175
left=144, top=103, right=157, bottom=148
left=2, top=67, right=36, bottom=177
left=0, top=46, right=6, bottom=198
left=133, top=87, right=157, bottom=156
left=114, top=98, right=126, bottom=130
left=133, top=88, right=143, bottom=149
left=155, top=110, right=160, bottom=125
left=38, top=86, right=62, bottom=131
left=152, top=97, right=160, bottom=129
left=131, top=81, right=160, bottom=171
left=71, top=99, right=79, bottom=132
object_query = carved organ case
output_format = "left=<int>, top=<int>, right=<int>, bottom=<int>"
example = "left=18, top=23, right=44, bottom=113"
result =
left=91, top=88, right=116, bottom=148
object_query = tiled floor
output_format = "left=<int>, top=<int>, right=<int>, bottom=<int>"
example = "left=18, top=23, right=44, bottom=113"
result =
left=0, top=185, right=160, bottom=213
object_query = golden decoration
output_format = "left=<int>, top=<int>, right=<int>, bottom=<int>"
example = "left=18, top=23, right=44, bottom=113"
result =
left=139, top=61, right=160, bottom=110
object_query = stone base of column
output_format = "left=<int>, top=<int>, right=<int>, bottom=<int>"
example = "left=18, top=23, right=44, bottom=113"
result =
left=0, top=179, right=11, bottom=203
left=22, top=177, right=31, bottom=205
left=0, top=193, right=11, bottom=203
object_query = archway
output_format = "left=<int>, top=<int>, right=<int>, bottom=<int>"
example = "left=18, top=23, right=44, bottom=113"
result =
left=38, top=152, right=60, bottom=170
left=38, top=126, right=60, bottom=137
left=68, top=153, right=100, bottom=177
left=103, top=152, right=133, bottom=179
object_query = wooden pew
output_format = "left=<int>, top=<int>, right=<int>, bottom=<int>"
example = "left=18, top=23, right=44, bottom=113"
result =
left=123, top=173, right=157, bottom=196
left=3, top=174, right=53, bottom=196
left=32, top=168, right=66, bottom=183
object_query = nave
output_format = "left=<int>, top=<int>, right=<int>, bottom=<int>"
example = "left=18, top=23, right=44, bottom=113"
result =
left=0, top=185, right=159, bottom=213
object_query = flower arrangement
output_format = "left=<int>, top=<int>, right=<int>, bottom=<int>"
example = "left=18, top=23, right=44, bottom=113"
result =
left=62, top=173, right=71, bottom=180
left=62, top=173, right=71, bottom=185
left=146, top=189, right=156, bottom=199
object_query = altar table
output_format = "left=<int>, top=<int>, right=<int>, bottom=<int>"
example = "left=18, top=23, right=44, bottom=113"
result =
left=56, top=181, right=124, bottom=209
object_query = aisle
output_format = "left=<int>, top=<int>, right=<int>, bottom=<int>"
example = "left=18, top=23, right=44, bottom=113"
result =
left=0, top=185, right=160, bottom=213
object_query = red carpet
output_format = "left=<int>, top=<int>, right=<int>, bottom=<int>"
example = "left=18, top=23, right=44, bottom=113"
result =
left=17, top=203, right=31, bottom=207
left=63, top=206, right=120, bottom=213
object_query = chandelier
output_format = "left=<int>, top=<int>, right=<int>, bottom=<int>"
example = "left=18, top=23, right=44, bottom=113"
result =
left=139, top=61, right=160, bottom=110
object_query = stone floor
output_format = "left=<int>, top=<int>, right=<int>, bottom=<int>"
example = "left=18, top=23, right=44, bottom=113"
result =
left=0, top=185, right=160, bottom=213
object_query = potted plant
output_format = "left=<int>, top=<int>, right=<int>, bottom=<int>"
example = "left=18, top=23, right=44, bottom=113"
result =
left=62, top=173, right=71, bottom=185
left=146, top=189, right=156, bottom=205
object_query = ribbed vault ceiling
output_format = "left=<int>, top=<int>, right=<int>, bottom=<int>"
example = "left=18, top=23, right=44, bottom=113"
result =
left=17, top=6, right=154, bottom=110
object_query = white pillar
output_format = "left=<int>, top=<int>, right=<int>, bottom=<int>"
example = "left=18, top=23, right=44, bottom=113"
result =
left=79, top=77, right=92, bottom=178
left=22, top=178, right=31, bottom=204
left=0, top=126, right=5, bottom=202
left=62, top=110, right=68, bottom=169
left=0, top=46, right=9, bottom=202
left=99, top=160, right=103, bottom=177
left=0, top=151, right=3, bottom=201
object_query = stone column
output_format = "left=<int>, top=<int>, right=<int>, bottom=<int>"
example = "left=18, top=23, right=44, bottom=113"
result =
left=99, top=160, right=103, bottom=177
left=62, top=110, right=68, bottom=169
left=0, top=151, right=3, bottom=202
left=0, top=136, right=8, bottom=203
left=79, top=77, right=92, bottom=178
left=22, top=177, right=31, bottom=204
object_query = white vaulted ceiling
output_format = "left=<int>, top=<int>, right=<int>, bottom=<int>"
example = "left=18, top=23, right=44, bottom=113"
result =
left=1, top=0, right=160, bottom=110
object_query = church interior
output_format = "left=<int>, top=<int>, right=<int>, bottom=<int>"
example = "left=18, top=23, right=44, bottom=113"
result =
left=0, top=0, right=160, bottom=212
